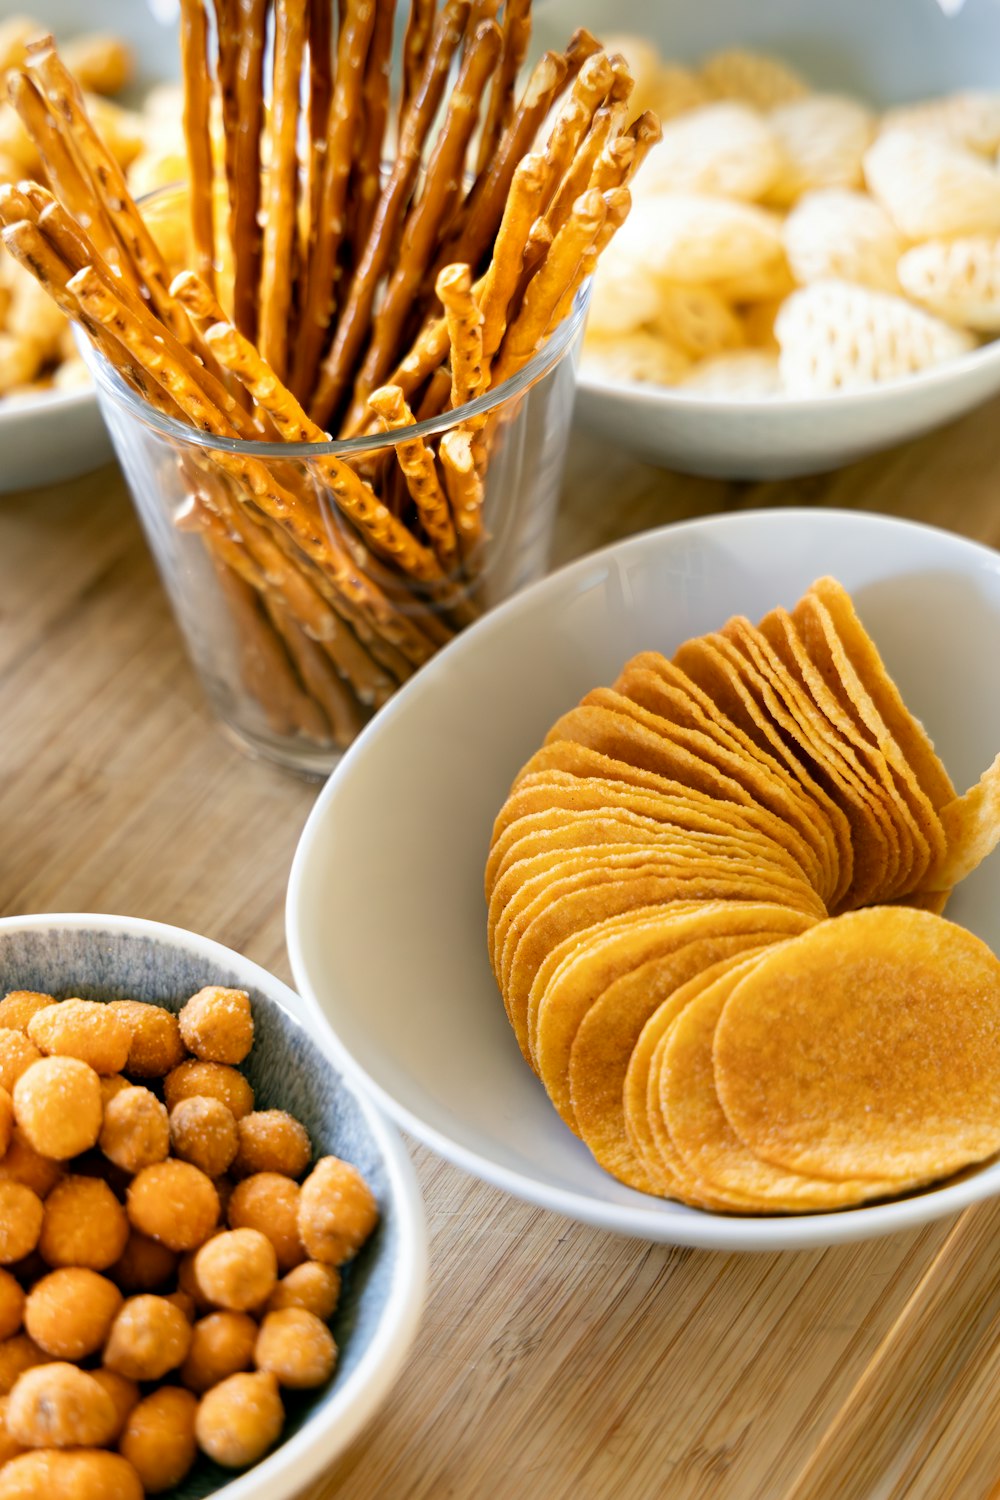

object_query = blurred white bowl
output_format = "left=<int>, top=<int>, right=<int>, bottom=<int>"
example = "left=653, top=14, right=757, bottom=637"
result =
left=287, top=508, right=1000, bottom=1252
left=533, top=0, right=1000, bottom=478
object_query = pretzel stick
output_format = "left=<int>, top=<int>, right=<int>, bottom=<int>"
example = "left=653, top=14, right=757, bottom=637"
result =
left=262, top=596, right=368, bottom=748
left=351, top=0, right=394, bottom=258
left=474, top=152, right=547, bottom=368
left=549, top=184, right=631, bottom=331
left=544, top=103, right=621, bottom=235
left=439, top=425, right=485, bottom=560
left=491, top=186, right=605, bottom=383
left=475, top=0, right=531, bottom=176
left=305, top=0, right=333, bottom=300
left=211, top=0, right=239, bottom=266
left=626, top=109, right=665, bottom=174
left=311, top=0, right=472, bottom=429
left=537, top=52, right=614, bottom=207
left=399, top=0, right=436, bottom=131
left=349, top=19, right=502, bottom=413
left=290, top=0, right=378, bottom=402
left=368, top=384, right=461, bottom=573
left=436, top=263, right=486, bottom=411
left=259, top=0, right=307, bottom=377
left=231, top=0, right=268, bottom=338
left=178, top=0, right=216, bottom=291
left=415, top=365, right=452, bottom=423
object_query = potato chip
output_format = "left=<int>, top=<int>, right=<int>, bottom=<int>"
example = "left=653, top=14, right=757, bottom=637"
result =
left=881, top=90, right=1000, bottom=156
left=864, top=127, right=1000, bottom=239
left=782, top=189, right=903, bottom=295
left=714, top=907, right=1000, bottom=1183
left=700, top=48, right=808, bottom=110
left=611, top=193, right=785, bottom=286
left=649, top=284, right=746, bottom=361
left=776, top=279, right=976, bottom=394
left=580, top=329, right=691, bottom=387
left=897, top=236, right=1000, bottom=332
left=679, top=349, right=781, bottom=398
left=922, top=752, right=1000, bottom=894
left=766, top=94, right=875, bottom=205
left=632, top=103, right=786, bottom=202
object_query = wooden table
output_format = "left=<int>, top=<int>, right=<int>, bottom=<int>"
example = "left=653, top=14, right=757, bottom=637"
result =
left=4, top=404, right=1000, bottom=1500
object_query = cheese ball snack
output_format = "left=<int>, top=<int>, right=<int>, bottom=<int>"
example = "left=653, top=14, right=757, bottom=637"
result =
left=0, top=1396, right=25, bottom=1466
left=192, top=1229, right=277, bottom=1313
left=39, top=1177, right=129, bottom=1271
left=99, top=1075, right=131, bottom=1108
left=194, top=1370, right=284, bottom=1469
left=12, top=1058, right=101, bottom=1160
left=0, top=1272, right=24, bottom=1342
left=180, top=1311, right=257, bottom=1394
left=266, top=1261, right=341, bottom=1321
left=178, top=987, right=254, bottom=1065
left=23, top=1270, right=122, bottom=1360
left=233, top=1109, right=311, bottom=1179
left=0, top=1135, right=61, bottom=1200
left=6, top=1363, right=118, bottom=1448
left=168, top=1096, right=238, bottom=1178
left=0, top=1337, right=48, bottom=1397
left=106, top=1002, right=184, bottom=1079
left=26, top=1001, right=129, bottom=1076
left=0, top=996, right=55, bottom=1035
left=0, top=1449, right=143, bottom=1500
left=229, top=1174, right=304, bottom=1273
left=111, top=1233, right=177, bottom=1296
left=0, top=1034, right=40, bottom=1095
left=164, top=1290, right=196, bottom=1323
left=103, top=1295, right=192, bottom=1382
left=0, top=1085, right=12, bottom=1158
left=298, top=1156, right=380, bottom=1267
left=254, top=1308, right=337, bottom=1389
left=99, top=1089, right=170, bottom=1175
left=126, top=1162, right=219, bottom=1253
left=162, top=1060, right=254, bottom=1120
left=88, top=1371, right=138, bottom=1442
left=118, top=1386, right=198, bottom=1494
left=0, top=1186, right=43, bottom=1266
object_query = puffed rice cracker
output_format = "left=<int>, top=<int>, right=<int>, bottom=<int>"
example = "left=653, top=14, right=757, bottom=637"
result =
left=581, top=330, right=692, bottom=387
left=897, top=236, right=1000, bottom=331
left=650, top=283, right=745, bottom=360
left=864, top=128, right=1000, bottom=239
left=613, top=193, right=785, bottom=286
left=766, top=93, right=876, bottom=206
left=700, top=47, right=808, bottom=109
left=634, top=102, right=786, bottom=202
left=680, top=349, right=781, bottom=398
left=587, top=243, right=672, bottom=337
left=783, top=188, right=903, bottom=295
left=882, top=90, right=1000, bottom=156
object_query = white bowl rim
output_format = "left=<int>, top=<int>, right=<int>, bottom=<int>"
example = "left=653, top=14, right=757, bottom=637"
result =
left=0, top=910, right=428, bottom=1496
left=0, top=383, right=98, bottom=427
left=287, top=506, right=1000, bottom=1252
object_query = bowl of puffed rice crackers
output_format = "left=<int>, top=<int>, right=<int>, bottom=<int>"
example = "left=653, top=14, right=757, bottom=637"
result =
left=534, top=0, right=1000, bottom=477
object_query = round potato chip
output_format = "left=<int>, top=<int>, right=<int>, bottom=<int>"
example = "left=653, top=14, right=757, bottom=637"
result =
left=782, top=189, right=903, bottom=295
left=897, top=235, right=1000, bottom=332
left=714, top=907, right=1000, bottom=1183
left=864, top=127, right=1000, bottom=239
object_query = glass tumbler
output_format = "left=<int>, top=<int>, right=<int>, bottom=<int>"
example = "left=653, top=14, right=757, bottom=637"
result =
left=83, top=291, right=588, bottom=777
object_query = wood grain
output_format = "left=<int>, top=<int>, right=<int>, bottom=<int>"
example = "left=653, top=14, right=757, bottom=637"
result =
left=4, top=390, right=1000, bottom=1498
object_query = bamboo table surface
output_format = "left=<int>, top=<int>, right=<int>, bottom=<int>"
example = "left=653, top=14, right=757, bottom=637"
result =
left=4, top=401, right=1000, bottom=1500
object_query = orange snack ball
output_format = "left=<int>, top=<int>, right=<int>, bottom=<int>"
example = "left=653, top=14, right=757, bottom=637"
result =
left=26, top=1001, right=130, bottom=1077
left=0, top=1134, right=62, bottom=1200
left=39, top=1177, right=129, bottom=1271
left=111, top=1232, right=177, bottom=1295
left=0, top=996, right=55, bottom=1035
left=0, top=1272, right=24, bottom=1341
left=193, top=1228, right=277, bottom=1312
left=214, top=1175, right=234, bottom=1220
left=254, top=1308, right=337, bottom=1389
left=298, top=1156, right=379, bottom=1266
left=194, top=1370, right=283, bottom=1469
left=0, top=1396, right=26, bottom=1466
left=0, top=1033, right=41, bottom=1095
left=0, top=1449, right=143, bottom=1500
left=99, top=1088, right=170, bottom=1174
left=164, top=1290, right=196, bottom=1322
left=228, top=1173, right=304, bottom=1273
left=0, top=1338, right=48, bottom=1397
left=179, top=1311, right=256, bottom=1394
left=24, top=1270, right=122, bottom=1361
left=176, top=1246, right=215, bottom=1315
left=163, top=1059, right=254, bottom=1120
left=126, top=1161, right=219, bottom=1253
left=118, top=1386, right=197, bottom=1494
left=107, top=1002, right=185, bottom=1079
left=6, top=1363, right=118, bottom=1449
left=0, top=1185, right=42, bottom=1266
left=89, top=1371, right=139, bottom=1442
left=233, top=1110, right=311, bottom=1179
left=266, top=1261, right=341, bottom=1321
left=103, top=1296, right=192, bottom=1382
left=13, top=1058, right=102, bottom=1160
left=168, top=1096, right=238, bottom=1178
left=0, top=1085, right=13, bottom=1158
left=178, top=987, right=254, bottom=1066
left=100, top=1075, right=131, bottom=1108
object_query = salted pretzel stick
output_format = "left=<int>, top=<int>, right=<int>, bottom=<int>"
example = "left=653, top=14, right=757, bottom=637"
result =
left=415, top=366, right=452, bottom=424
left=291, top=0, right=378, bottom=401
left=368, top=384, right=460, bottom=573
left=178, top=0, right=216, bottom=290
left=491, top=186, right=606, bottom=384
left=544, top=103, right=622, bottom=235
left=537, top=52, right=614, bottom=207
left=305, top=0, right=333, bottom=299
left=626, top=109, right=664, bottom=174
left=25, top=38, right=192, bottom=343
left=475, top=0, right=531, bottom=176
left=439, top=425, right=485, bottom=560
left=349, top=19, right=502, bottom=413
left=259, top=0, right=308, bottom=378
left=311, top=0, right=472, bottom=429
left=351, top=0, right=395, bottom=257
left=399, top=0, right=436, bottom=131
left=231, top=0, right=268, bottom=338
left=549, top=184, right=631, bottom=331
left=211, top=0, right=239, bottom=256
left=263, top=596, right=369, bottom=748
left=436, top=263, right=485, bottom=411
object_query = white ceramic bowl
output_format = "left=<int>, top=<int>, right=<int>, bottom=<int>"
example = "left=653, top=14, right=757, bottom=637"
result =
left=288, top=508, right=1000, bottom=1252
left=0, top=0, right=178, bottom=493
left=532, top=0, right=1000, bottom=479
left=0, top=911, right=427, bottom=1499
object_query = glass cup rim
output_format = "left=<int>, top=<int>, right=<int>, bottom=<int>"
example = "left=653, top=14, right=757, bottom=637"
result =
left=83, top=237, right=590, bottom=458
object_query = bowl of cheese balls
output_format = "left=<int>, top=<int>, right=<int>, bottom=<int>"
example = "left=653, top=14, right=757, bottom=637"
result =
left=532, top=0, right=1000, bottom=477
left=0, top=912, right=427, bottom=1500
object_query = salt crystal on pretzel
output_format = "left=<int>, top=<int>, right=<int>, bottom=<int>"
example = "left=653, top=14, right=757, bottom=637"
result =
left=865, top=127, right=1000, bottom=239
left=897, top=235, right=1000, bottom=332
left=783, top=188, right=903, bottom=295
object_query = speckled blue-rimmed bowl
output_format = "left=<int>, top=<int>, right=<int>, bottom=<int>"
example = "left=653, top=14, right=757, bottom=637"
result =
left=0, top=912, right=427, bottom=1500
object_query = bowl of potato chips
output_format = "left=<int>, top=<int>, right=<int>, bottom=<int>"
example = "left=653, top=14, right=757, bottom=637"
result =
left=531, top=0, right=1000, bottom=477
left=288, top=507, right=1000, bottom=1250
